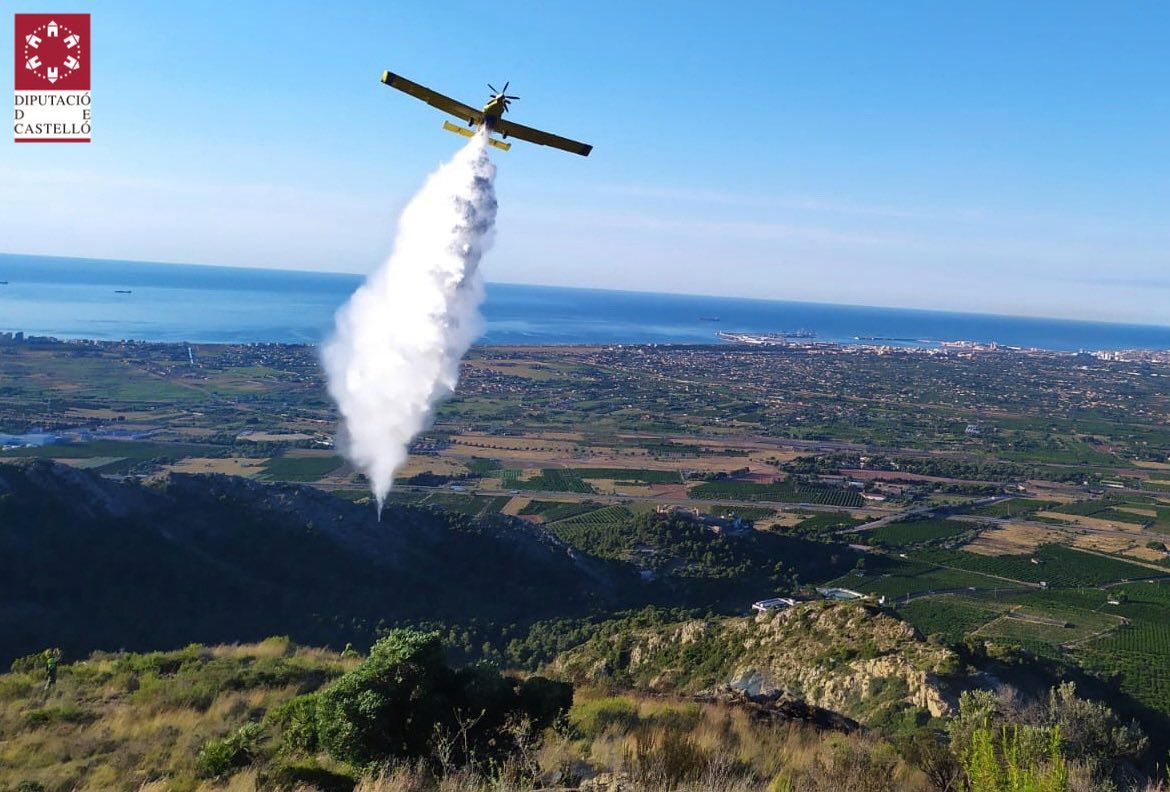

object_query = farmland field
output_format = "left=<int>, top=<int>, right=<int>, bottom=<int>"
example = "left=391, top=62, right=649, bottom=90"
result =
left=1073, top=581, right=1170, bottom=714
left=421, top=492, right=510, bottom=518
left=868, top=518, right=972, bottom=547
left=794, top=511, right=866, bottom=534
left=896, top=596, right=1005, bottom=642
left=541, top=506, right=634, bottom=556
left=706, top=504, right=777, bottom=522
left=518, top=499, right=605, bottom=522
left=0, top=439, right=209, bottom=462
left=554, top=505, right=632, bottom=528
left=911, top=544, right=1158, bottom=588
left=13, top=335, right=1170, bottom=748
left=689, top=479, right=863, bottom=507
left=830, top=558, right=1009, bottom=599
left=566, top=467, right=682, bottom=484
left=973, top=604, right=1124, bottom=655
left=512, top=468, right=597, bottom=494
left=465, top=457, right=502, bottom=475
left=259, top=455, right=343, bottom=481
left=966, top=498, right=1058, bottom=518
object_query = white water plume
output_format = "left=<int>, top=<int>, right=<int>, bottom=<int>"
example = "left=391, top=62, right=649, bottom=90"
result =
left=323, top=133, right=497, bottom=512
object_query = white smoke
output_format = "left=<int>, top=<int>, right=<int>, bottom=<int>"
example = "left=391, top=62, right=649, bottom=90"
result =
left=323, top=132, right=497, bottom=512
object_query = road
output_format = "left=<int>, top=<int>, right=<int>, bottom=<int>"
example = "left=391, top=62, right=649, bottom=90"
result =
left=836, top=494, right=1010, bottom=535
left=317, top=480, right=894, bottom=520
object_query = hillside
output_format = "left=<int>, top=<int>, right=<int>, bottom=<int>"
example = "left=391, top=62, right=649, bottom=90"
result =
left=554, top=600, right=965, bottom=727
left=0, top=635, right=944, bottom=792
left=0, top=459, right=646, bottom=664
left=0, top=459, right=867, bottom=668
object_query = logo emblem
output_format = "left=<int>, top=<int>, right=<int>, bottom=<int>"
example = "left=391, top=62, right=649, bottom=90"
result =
left=13, top=14, right=91, bottom=143
left=20, top=19, right=85, bottom=86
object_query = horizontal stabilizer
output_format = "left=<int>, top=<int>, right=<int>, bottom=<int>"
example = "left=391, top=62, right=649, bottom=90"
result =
left=442, top=120, right=475, bottom=138
left=487, top=137, right=512, bottom=152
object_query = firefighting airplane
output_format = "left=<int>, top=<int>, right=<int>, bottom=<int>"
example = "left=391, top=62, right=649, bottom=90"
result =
left=380, top=71, right=592, bottom=157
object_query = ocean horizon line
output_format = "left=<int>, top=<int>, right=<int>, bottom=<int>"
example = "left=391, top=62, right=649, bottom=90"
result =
left=3, top=250, right=1167, bottom=334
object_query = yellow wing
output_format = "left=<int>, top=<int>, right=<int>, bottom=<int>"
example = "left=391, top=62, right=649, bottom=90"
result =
left=381, top=71, right=483, bottom=126
left=494, top=118, right=593, bottom=157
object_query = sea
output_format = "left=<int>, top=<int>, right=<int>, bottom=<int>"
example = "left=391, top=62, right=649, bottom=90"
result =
left=2, top=253, right=1169, bottom=352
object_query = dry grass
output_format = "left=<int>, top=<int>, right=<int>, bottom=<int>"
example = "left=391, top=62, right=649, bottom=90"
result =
left=167, top=457, right=266, bottom=476
left=1034, top=510, right=1135, bottom=531
left=0, top=640, right=356, bottom=792
left=559, top=689, right=932, bottom=792
left=966, top=521, right=1070, bottom=555
left=1115, top=506, right=1158, bottom=518
left=500, top=496, right=530, bottom=516
left=394, top=455, right=471, bottom=478
left=235, top=431, right=316, bottom=442
left=587, top=479, right=655, bottom=496
left=452, top=434, right=580, bottom=453
left=1070, top=532, right=1157, bottom=561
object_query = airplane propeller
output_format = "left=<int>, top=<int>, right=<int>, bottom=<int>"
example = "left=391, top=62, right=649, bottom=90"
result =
left=488, top=82, right=520, bottom=106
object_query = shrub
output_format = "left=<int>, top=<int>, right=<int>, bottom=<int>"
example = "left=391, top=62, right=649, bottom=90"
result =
left=196, top=722, right=266, bottom=778
left=316, top=630, right=462, bottom=767
left=267, top=693, right=320, bottom=754
left=957, top=724, right=1067, bottom=792
left=314, top=629, right=573, bottom=769
left=10, top=653, right=48, bottom=675
left=517, top=676, right=574, bottom=729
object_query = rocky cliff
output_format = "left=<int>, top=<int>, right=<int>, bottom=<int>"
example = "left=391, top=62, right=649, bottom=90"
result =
left=553, top=599, right=961, bottom=725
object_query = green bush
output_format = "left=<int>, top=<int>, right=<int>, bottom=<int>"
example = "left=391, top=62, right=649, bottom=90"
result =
left=267, top=693, right=320, bottom=754
left=958, top=724, right=1067, bottom=792
left=196, top=722, right=266, bottom=778
left=518, top=676, right=574, bottom=728
left=313, top=629, right=573, bottom=769
left=10, top=653, right=47, bottom=675
left=316, top=630, right=462, bottom=767
left=197, top=738, right=242, bottom=779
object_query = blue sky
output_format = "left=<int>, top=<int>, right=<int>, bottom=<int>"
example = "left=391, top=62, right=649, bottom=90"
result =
left=2, top=1, right=1168, bottom=324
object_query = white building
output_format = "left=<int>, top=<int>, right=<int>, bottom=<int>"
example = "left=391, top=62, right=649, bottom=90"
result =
left=752, top=597, right=797, bottom=613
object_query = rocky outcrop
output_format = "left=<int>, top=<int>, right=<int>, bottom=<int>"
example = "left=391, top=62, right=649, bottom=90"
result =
left=553, top=600, right=960, bottom=724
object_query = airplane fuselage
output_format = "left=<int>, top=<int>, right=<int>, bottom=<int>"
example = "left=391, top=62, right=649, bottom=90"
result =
left=481, top=95, right=508, bottom=128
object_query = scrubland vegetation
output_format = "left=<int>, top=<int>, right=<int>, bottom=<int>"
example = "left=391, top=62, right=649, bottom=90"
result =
left=8, top=341, right=1170, bottom=789
left=5, top=627, right=1169, bottom=792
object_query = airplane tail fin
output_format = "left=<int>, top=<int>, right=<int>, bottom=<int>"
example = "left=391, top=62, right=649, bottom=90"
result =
left=487, top=137, right=511, bottom=152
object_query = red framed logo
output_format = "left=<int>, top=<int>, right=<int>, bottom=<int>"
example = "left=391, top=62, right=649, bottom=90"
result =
left=14, top=13, right=91, bottom=142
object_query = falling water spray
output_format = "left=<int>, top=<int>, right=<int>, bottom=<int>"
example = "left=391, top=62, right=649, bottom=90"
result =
left=323, top=133, right=497, bottom=513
